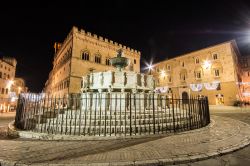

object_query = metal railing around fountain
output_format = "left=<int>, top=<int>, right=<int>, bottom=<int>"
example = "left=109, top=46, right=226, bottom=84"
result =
left=14, top=93, right=210, bottom=137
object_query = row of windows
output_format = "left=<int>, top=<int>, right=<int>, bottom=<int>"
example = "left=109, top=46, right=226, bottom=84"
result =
left=1, top=88, right=8, bottom=95
left=0, top=64, right=11, bottom=71
left=53, top=80, right=70, bottom=92
left=54, top=47, right=72, bottom=70
left=81, top=51, right=136, bottom=66
left=160, top=69, right=221, bottom=83
left=0, top=72, right=10, bottom=79
left=194, top=53, right=218, bottom=65
left=156, top=53, right=219, bottom=72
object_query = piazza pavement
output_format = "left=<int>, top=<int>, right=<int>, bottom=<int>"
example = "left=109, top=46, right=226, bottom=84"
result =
left=0, top=107, right=250, bottom=166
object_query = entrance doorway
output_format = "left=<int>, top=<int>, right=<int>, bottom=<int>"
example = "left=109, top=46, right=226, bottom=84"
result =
left=182, top=91, right=189, bottom=104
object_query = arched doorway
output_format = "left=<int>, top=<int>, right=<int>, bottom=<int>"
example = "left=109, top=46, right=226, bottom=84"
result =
left=182, top=91, right=189, bottom=104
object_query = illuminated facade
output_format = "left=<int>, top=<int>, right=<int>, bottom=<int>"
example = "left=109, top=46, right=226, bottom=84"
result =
left=44, top=26, right=141, bottom=96
left=0, top=56, right=17, bottom=112
left=152, top=40, right=243, bottom=106
left=240, top=55, right=250, bottom=102
left=12, top=77, right=28, bottom=95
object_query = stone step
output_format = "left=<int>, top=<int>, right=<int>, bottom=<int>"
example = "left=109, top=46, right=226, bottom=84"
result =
left=40, top=117, right=190, bottom=129
left=34, top=122, right=190, bottom=135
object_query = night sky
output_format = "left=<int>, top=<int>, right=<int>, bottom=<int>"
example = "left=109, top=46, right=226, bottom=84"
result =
left=1, top=0, right=250, bottom=92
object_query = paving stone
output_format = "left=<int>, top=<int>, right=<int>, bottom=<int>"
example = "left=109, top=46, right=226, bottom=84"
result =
left=0, top=115, right=250, bottom=165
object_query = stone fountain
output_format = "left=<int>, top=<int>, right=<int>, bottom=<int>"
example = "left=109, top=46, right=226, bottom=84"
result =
left=81, top=49, right=155, bottom=93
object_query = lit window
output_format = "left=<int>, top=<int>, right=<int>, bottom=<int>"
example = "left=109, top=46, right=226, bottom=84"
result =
left=95, top=55, right=101, bottom=64
left=82, top=51, right=90, bottom=61
left=215, top=69, right=220, bottom=77
left=213, top=53, right=218, bottom=60
left=195, top=58, right=199, bottom=64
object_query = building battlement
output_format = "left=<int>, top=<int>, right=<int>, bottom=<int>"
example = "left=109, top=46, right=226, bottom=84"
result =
left=73, top=26, right=141, bottom=56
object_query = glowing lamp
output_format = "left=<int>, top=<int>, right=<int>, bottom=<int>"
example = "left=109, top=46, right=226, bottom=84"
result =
left=7, top=80, right=14, bottom=89
left=160, top=70, right=166, bottom=78
left=203, top=60, right=211, bottom=69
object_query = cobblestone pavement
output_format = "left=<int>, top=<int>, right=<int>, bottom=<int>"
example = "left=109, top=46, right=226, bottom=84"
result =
left=186, top=108, right=250, bottom=166
left=0, top=114, right=250, bottom=166
left=0, top=112, right=15, bottom=126
left=0, top=112, right=15, bottom=140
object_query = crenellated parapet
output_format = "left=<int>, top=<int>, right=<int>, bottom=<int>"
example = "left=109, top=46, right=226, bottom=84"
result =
left=72, top=26, right=141, bottom=57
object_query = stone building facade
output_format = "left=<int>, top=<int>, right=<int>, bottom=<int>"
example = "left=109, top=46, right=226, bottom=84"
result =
left=12, top=77, right=28, bottom=95
left=0, top=56, right=17, bottom=112
left=152, top=40, right=242, bottom=106
left=239, top=55, right=250, bottom=102
left=44, top=26, right=141, bottom=96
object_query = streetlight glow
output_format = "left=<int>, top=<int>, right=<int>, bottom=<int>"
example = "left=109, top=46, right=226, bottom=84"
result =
left=203, top=60, right=211, bottom=69
left=160, top=70, right=166, bottom=78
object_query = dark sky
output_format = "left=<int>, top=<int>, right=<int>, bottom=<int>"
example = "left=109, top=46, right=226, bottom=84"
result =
left=1, top=0, right=250, bottom=92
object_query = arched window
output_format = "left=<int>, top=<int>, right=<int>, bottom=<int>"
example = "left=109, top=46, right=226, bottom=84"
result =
left=180, top=69, right=187, bottom=82
left=213, top=53, right=218, bottom=60
left=106, top=58, right=110, bottom=65
left=95, top=54, right=101, bottom=64
left=81, top=51, right=90, bottom=61
left=195, top=58, right=199, bottom=64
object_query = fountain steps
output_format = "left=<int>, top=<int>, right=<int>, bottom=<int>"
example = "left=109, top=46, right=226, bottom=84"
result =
left=34, top=121, right=191, bottom=135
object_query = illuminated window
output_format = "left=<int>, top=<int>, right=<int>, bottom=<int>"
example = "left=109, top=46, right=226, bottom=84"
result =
left=215, top=69, right=220, bottom=77
left=213, top=53, right=218, bottom=60
left=195, top=58, right=199, bottom=64
left=82, top=51, right=90, bottom=61
left=95, top=54, right=101, bottom=64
